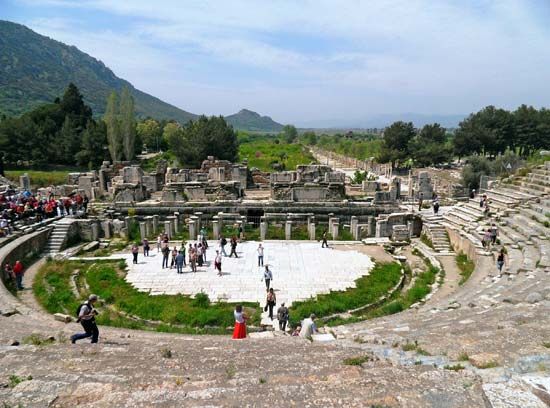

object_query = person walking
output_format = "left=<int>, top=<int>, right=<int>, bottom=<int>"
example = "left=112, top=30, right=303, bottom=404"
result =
left=482, top=229, right=492, bottom=251
left=71, top=294, right=100, bottom=344
left=175, top=251, right=185, bottom=274
left=214, top=250, right=222, bottom=276
left=161, top=244, right=170, bottom=269
left=432, top=195, right=440, bottom=215
left=131, top=244, right=139, bottom=264
left=257, top=243, right=264, bottom=267
left=220, top=235, right=228, bottom=257
left=189, top=244, right=197, bottom=272
left=3, top=262, right=13, bottom=284
left=142, top=238, right=150, bottom=257
left=170, top=246, right=178, bottom=269
left=321, top=230, right=329, bottom=248
left=263, top=265, right=273, bottom=290
left=232, top=305, right=248, bottom=339
left=418, top=192, right=424, bottom=212
left=197, top=243, right=204, bottom=267
left=265, top=288, right=276, bottom=320
left=157, top=234, right=162, bottom=253
left=13, top=260, right=24, bottom=290
left=277, top=303, right=289, bottom=332
left=179, top=241, right=187, bottom=267
left=229, top=236, right=238, bottom=258
left=497, top=249, right=506, bottom=276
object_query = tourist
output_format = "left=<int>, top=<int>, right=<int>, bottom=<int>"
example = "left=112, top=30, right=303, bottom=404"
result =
left=0, top=217, right=10, bottom=236
left=161, top=244, right=170, bottom=269
left=277, top=302, right=289, bottom=332
left=257, top=243, right=264, bottom=267
left=321, top=230, right=329, bottom=248
left=490, top=223, right=498, bottom=245
left=13, top=260, right=24, bottom=290
left=175, top=251, right=185, bottom=274
left=189, top=244, right=197, bottom=272
left=484, top=202, right=491, bottom=217
left=214, top=250, right=222, bottom=276
left=196, top=243, right=203, bottom=267
left=238, top=224, right=244, bottom=240
left=470, top=189, right=475, bottom=199
left=220, top=235, right=228, bottom=256
left=432, top=195, right=440, bottom=215
left=82, top=194, right=89, bottom=213
left=71, top=294, right=99, bottom=344
left=263, top=265, right=273, bottom=290
left=229, top=236, right=238, bottom=258
left=232, top=304, right=248, bottom=339
left=3, top=262, right=13, bottom=283
left=179, top=241, right=187, bottom=266
left=418, top=192, right=424, bottom=212
left=265, top=288, right=276, bottom=320
left=142, top=238, right=150, bottom=257
left=496, top=248, right=506, bottom=276
left=299, top=314, right=318, bottom=339
left=131, top=244, right=139, bottom=264
left=482, top=229, right=492, bottom=250
left=170, top=246, right=178, bottom=269
left=157, top=234, right=162, bottom=253
left=291, top=325, right=301, bottom=336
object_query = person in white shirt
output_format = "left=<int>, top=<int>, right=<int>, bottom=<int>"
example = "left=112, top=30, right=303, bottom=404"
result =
left=299, top=314, right=318, bottom=340
left=71, top=294, right=99, bottom=344
left=214, top=250, right=223, bottom=276
left=263, top=265, right=273, bottom=290
left=257, top=243, right=264, bottom=267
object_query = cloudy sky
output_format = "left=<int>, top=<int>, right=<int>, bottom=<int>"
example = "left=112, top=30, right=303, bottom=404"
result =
left=2, top=0, right=550, bottom=126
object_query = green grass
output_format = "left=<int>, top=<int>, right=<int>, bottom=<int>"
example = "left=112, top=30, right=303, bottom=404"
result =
left=456, top=252, right=475, bottom=285
left=5, top=169, right=74, bottom=188
left=420, top=233, right=434, bottom=249
left=288, top=262, right=403, bottom=327
left=444, top=364, right=465, bottom=371
left=343, top=355, right=373, bottom=366
left=33, top=259, right=262, bottom=332
left=238, top=137, right=316, bottom=172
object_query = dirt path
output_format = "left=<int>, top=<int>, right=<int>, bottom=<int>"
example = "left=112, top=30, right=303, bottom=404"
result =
left=18, top=257, right=48, bottom=313
left=428, top=254, right=460, bottom=304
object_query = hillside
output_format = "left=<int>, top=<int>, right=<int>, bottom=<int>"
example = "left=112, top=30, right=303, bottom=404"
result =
left=225, top=109, right=284, bottom=132
left=0, top=20, right=197, bottom=123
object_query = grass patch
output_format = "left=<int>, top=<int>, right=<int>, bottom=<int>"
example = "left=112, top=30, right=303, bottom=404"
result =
left=343, top=355, right=373, bottom=366
left=22, top=333, right=55, bottom=346
left=456, top=252, right=475, bottom=285
left=8, top=374, right=33, bottom=388
left=458, top=352, right=470, bottom=361
left=474, top=361, right=499, bottom=369
left=266, top=224, right=285, bottom=240
left=5, top=169, right=73, bottom=188
left=34, top=259, right=261, bottom=332
left=238, top=137, right=316, bottom=172
left=420, top=233, right=434, bottom=249
left=288, top=262, right=402, bottom=327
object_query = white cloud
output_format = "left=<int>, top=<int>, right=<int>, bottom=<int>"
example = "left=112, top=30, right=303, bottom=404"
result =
left=17, top=0, right=550, bottom=123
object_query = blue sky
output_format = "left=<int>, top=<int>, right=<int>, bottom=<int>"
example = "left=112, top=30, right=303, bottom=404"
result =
left=2, top=0, right=550, bottom=126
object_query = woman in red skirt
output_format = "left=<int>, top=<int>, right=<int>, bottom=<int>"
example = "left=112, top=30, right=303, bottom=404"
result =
left=232, top=305, right=248, bottom=339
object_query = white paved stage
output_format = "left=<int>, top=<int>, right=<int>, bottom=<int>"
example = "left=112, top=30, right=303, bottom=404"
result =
left=119, top=241, right=374, bottom=307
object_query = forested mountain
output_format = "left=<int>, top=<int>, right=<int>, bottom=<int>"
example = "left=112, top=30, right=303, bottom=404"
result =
left=0, top=20, right=197, bottom=123
left=225, top=109, right=284, bottom=132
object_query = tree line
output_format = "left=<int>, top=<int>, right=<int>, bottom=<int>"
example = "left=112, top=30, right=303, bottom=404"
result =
left=0, top=84, right=239, bottom=170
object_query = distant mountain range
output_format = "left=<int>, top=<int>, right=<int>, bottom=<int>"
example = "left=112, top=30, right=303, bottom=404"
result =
left=297, top=113, right=466, bottom=130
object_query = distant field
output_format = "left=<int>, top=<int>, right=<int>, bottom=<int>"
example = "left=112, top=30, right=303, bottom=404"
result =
left=5, top=170, right=72, bottom=188
left=238, top=139, right=316, bottom=172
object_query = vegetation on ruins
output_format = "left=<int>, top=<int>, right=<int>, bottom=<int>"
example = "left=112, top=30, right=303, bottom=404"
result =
left=34, top=259, right=262, bottom=333
left=456, top=252, right=475, bottom=285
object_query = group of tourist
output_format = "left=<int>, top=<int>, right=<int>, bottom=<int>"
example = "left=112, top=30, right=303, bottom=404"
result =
left=479, top=194, right=491, bottom=217
left=2, top=260, right=25, bottom=290
left=0, top=190, right=88, bottom=237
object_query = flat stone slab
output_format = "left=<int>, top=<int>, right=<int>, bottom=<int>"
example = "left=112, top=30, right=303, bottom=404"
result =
left=311, top=333, right=336, bottom=342
left=120, top=241, right=375, bottom=306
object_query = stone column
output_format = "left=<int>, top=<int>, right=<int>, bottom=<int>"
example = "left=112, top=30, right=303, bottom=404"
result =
left=124, top=216, right=133, bottom=233
left=102, top=220, right=112, bottom=239
left=152, top=215, right=159, bottom=233
left=190, top=215, right=199, bottom=239
left=260, top=221, right=267, bottom=241
left=167, top=216, right=177, bottom=235
left=145, top=216, right=153, bottom=238
left=98, top=169, right=107, bottom=193
left=173, top=212, right=180, bottom=233
left=91, top=222, right=99, bottom=241
left=351, top=216, right=358, bottom=240
left=164, top=220, right=172, bottom=239
left=285, top=220, right=292, bottom=240
left=331, top=219, right=339, bottom=240
left=139, top=222, right=147, bottom=241
left=188, top=220, right=196, bottom=240
left=212, top=220, right=220, bottom=240
left=307, top=215, right=315, bottom=229
left=309, top=222, right=316, bottom=240
left=20, top=173, right=30, bottom=190
left=194, top=212, right=203, bottom=231
left=367, top=216, right=376, bottom=237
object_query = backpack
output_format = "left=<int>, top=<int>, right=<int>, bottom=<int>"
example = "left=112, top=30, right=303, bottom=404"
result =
left=76, top=302, right=88, bottom=321
left=221, top=238, right=227, bottom=246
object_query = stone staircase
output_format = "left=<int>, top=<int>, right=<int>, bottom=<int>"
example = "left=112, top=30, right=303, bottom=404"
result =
left=43, top=219, right=75, bottom=255
left=421, top=213, right=453, bottom=253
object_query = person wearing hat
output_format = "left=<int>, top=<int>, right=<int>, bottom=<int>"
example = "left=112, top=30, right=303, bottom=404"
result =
left=299, top=313, right=318, bottom=339
left=71, top=294, right=100, bottom=344
left=277, top=302, right=289, bottom=332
